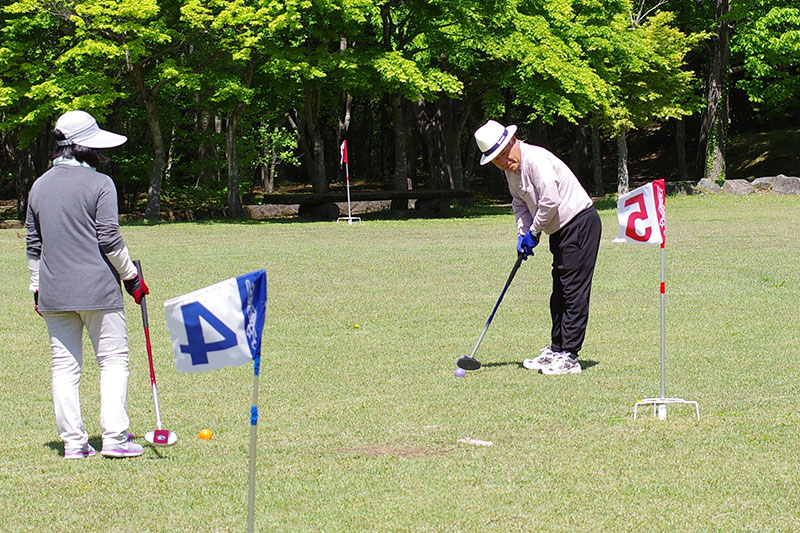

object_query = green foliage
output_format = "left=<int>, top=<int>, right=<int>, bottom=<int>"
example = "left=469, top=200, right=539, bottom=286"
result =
left=256, top=124, right=300, bottom=169
left=589, top=10, right=707, bottom=134
left=731, top=1, right=800, bottom=117
left=0, top=0, right=792, bottom=211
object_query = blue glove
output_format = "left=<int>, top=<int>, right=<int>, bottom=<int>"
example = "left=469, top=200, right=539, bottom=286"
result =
left=516, top=230, right=539, bottom=259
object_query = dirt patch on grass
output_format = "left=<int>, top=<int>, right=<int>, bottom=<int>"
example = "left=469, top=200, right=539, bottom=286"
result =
left=334, top=442, right=450, bottom=459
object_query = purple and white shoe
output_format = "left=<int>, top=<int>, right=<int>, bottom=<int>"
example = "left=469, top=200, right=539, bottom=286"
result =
left=65, top=443, right=97, bottom=459
left=101, top=436, right=144, bottom=458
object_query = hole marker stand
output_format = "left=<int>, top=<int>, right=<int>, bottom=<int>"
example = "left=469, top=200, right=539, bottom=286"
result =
left=337, top=139, right=361, bottom=225
left=633, top=244, right=699, bottom=421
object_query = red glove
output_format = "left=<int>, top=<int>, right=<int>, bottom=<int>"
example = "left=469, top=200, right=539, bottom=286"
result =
left=124, top=274, right=150, bottom=304
left=34, top=291, right=43, bottom=317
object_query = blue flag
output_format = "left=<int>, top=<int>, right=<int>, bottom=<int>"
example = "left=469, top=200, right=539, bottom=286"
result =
left=164, top=270, right=267, bottom=373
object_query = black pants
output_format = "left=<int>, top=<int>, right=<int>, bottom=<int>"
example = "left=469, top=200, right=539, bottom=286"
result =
left=548, top=206, right=602, bottom=358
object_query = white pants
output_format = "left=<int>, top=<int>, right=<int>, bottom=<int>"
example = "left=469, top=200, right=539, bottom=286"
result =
left=43, top=309, right=131, bottom=449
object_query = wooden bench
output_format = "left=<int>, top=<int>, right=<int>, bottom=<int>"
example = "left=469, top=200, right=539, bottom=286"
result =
left=259, top=189, right=474, bottom=219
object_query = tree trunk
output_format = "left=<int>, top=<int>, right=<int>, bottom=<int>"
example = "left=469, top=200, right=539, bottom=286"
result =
left=415, top=93, right=478, bottom=191
left=675, top=118, right=689, bottom=181
left=224, top=59, right=255, bottom=219
left=195, top=100, right=215, bottom=188
left=415, top=98, right=448, bottom=190
left=337, top=38, right=353, bottom=186
left=616, top=133, right=629, bottom=195
left=133, top=62, right=167, bottom=222
left=266, top=143, right=277, bottom=193
left=306, top=87, right=326, bottom=193
left=226, top=112, right=243, bottom=218
left=13, top=136, right=45, bottom=221
left=287, top=87, right=327, bottom=194
left=569, top=124, right=588, bottom=182
left=446, top=94, right=479, bottom=191
left=698, top=0, right=730, bottom=183
left=591, top=125, right=603, bottom=196
left=391, top=93, right=409, bottom=210
left=338, top=90, right=352, bottom=183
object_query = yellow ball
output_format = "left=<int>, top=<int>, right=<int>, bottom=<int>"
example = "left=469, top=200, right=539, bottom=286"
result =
left=353, top=323, right=360, bottom=329
left=199, top=429, right=213, bottom=440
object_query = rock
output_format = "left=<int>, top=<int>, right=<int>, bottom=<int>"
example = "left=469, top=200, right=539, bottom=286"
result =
left=751, top=175, right=800, bottom=194
left=695, top=178, right=722, bottom=194
left=771, top=175, right=800, bottom=195
left=751, top=177, right=774, bottom=192
left=722, top=179, right=755, bottom=195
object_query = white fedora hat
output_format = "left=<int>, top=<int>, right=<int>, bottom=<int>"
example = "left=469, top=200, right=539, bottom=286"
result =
left=55, top=110, right=127, bottom=149
left=474, top=120, right=517, bottom=165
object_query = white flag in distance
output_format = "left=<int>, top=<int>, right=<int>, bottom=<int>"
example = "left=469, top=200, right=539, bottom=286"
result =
left=612, top=179, right=665, bottom=245
left=164, top=270, right=267, bottom=373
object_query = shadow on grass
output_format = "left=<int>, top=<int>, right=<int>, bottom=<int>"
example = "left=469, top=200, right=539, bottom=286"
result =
left=482, top=359, right=600, bottom=371
left=45, top=436, right=103, bottom=458
left=45, top=435, right=169, bottom=458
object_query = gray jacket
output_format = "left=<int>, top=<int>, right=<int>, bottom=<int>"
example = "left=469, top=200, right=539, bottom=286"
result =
left=26, top=164, right=126, bottom=311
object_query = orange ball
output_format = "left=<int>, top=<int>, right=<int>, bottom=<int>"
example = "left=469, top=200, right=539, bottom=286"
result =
left=198, top=429, right=213, bottom=440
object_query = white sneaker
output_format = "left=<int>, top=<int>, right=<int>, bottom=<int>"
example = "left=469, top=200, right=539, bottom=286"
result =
left=523, top=346, right=563, bottom=370
left=539, top=355, right=582, bottom=375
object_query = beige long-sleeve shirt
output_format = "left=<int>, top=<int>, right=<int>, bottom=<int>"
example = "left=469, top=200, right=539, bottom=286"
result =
left=505, top=142, right=593, bottom=236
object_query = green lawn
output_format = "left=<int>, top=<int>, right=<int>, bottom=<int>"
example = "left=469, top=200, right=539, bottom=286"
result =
left=1, top=194, right=798, bottom=532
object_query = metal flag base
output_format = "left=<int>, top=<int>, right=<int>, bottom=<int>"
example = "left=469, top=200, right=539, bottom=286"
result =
left=633, top=397, right=700, bottom=421
left=337, top=215, right=362, bottom=225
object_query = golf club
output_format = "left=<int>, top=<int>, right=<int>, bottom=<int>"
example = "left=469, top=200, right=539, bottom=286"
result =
left=134, top=260, right=177, bottom=447
left=457, top=252, right=527, bottom=370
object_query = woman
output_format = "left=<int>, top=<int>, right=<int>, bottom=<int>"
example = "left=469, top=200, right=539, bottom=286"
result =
left=26, top=110, right=149, bottom=458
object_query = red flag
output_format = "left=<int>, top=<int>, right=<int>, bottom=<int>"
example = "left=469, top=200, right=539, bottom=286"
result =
left=340, top=140, right=348, bottom=165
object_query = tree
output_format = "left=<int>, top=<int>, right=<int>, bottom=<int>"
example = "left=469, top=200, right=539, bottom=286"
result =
left=697, top=0, right=730, bottom=183
left=584, top=6, right=704, bottom=193
left=0, top=0, right=123, bottom=218
left=0, top=0, right=195, bottom=221
left=366, top=0, right=471, bottom=207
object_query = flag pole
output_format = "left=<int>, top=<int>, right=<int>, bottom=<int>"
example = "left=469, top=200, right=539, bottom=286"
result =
left=660, top=243, right=666, bottom=402
left=631, top=181, right=700, bottom=421
left=345, top=160, right=353, bottom=222
left=337, top=139, right=361, bottom=225
left=247, top=354, right=260, bottom=533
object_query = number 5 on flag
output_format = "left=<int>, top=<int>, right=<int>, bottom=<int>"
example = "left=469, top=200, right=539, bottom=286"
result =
left=613, top=179, right=666, bottom=246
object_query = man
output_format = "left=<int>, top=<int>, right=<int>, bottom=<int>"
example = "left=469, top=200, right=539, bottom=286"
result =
left=26, top=110, right=149, bottom=458
left=473, top=120, right=601, bottom=375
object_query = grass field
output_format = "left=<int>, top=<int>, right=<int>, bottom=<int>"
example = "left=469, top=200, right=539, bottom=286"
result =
left=1, top=194, right=799, bottom=532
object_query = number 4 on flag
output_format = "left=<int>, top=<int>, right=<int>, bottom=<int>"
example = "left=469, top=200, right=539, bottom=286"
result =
left=612, top=179, right=666, bottom=246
